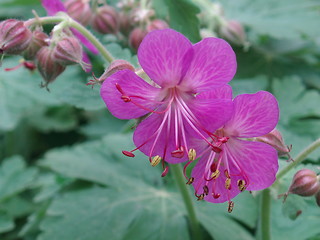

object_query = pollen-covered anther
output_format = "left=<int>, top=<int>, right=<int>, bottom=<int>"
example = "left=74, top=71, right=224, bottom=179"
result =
left=228, top=201, right=234, bottom=213
left=211, top=170, right=220, bottom=179
left=237, top=179, right=246, bottom=191
left=186, top=177, right=194, bottom=185
left=225, top=178, right=232, bottom=190
left=212, top=146, right=222, bottom=153
left=197, top=194, right=205, bottom=201
left=224, top=169, right=230, bottom=178
left=122, top=150, right=135, bottom=157
left=188, top=148, right=196, bottom=161
left=171, top=148, right=184, bottom=158
left=203, top=185, right=209, bottom=195
left=121, top=95, right=131, bottom=102
left=150, top=155, right=162, bottom=167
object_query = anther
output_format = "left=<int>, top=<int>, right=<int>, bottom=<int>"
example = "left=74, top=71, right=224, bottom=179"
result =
left=220, top=136, right=229, bottom=143
left=121, top=95, right=131, bottom=102
left=203, top=185, right=209, bottom=195
left=197, top=194, right=205, bottom=201
left=186, top=177, right=194, bottom=185
left=122, top=150, right=135, bottom=157
left=210, top=162, right=217, bottom=172
left=211, top=170, right=220, bottom=179
left=161, top=166, right=169, bottom=177
left=115, top=83, right=124, bottom=94
left=237, top=179, right=246, bottom=192
left=188, top=149, right=196, bottom=161
left=150, top=155, right=162, bottom=167
left=171, top=148, right=184, bottom=158
left=224, top=169, right=230, bottom=178
left=213, top=193, right=220, bottom=199
left=228, top=201, right=234, bottom=213
left=225, top=178, right=231, bottom=190
left=212, top=146, right=222, bottom=153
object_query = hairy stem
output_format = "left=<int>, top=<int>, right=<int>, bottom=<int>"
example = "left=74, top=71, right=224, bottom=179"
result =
left=171, top=164, right=202, bottom=240
left=25, top=15, right=114, bottom=63
left=275, top=138, right=320, bottom=182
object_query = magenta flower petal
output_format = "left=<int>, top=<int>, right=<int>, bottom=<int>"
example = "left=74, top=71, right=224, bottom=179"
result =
left=224, top=91, right=279, bottom=138
left=189, top=97, right=233, bottom=133
left=100, top=70, right=161, bottom=119
left=138, top=29, right=192, bottom=88
left=41, top=0, right=66, bottom=15
left=196, top=84, right=233, bottom=100
left=181, top=38, right=237, bottom=92
left=226, top=140, right=278, bottom=191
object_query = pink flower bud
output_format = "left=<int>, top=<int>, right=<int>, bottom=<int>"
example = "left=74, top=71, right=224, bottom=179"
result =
left=315, top=190, right=320, bottom=207
left=0, top=19, right=32, bottom=56
left=53, top=36, right=83, bottom=66
left=129, top=27, right=147, bottom=50
left=288, top=169, right=320, bottom=197
left=23, top=30, right=49, bottom=60
left=64, top=0, right=92, bottom=26
left=36, top=46, right=66, bottom=87
left=91, top=5, right=119, bottom=34
left=256, top=128, right=292, bottom=160
left=147, top=19, right=169, bottom=32
left=219, top=20, right=247, bottom=46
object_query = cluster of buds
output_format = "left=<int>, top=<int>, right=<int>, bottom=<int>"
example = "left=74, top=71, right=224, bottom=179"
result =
left=198, top=2, right=249, bottom=48
left=281, top=169, right=320, bottom=207
left=0, top=18, right=88, bottom=89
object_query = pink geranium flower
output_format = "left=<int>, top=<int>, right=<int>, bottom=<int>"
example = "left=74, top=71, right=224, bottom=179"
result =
left=100, top=29, right=236, bottom=172
left=41, top=0, right=98, bottom=71
left=191, top=90, right=279, bottom=210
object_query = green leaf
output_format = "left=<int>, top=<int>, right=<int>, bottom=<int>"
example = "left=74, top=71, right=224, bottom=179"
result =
left=0, top=156, right=37, bottom=202
left=38, top=187, right=189, bottom=240
left=153, top=0, right=201, bottom=42
left=0, top=213, right=14, bottom=234
left=230, top=76, right=268, bottom=96
left=220, top=0, right=320, bottom=40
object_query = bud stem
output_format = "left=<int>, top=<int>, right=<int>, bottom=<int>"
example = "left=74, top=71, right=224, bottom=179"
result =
left=25, top=15, right=115, bottom=64
left=275, top=138, right=320, bottom=183
left=171, top=164, right=202, bottom=240
left=258, top=189, right=272, bottom=240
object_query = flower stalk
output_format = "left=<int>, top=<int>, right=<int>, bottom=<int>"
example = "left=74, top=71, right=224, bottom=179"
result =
left=25, top=15, right=114, bottom=63
left=171, top=164, right=202, bottom=240
left=260, top=188, right=271, bottom=240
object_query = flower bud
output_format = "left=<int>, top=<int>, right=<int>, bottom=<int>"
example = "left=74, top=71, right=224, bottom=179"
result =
left=256, top=129, right=292, bottom=160
left=288, top=169, right=320, bottom=197
left=129, top=27, right=147, bottom=50
left=119, top=12, right=132, bottom=34
left=315, top=190, right=320, bottom=207
left=64, top=0, right=92, bottom=26
left=146, top=19, right=169, bottom=32
left=36, top=46, right=66, bottom=87
left=0, top=19, right=32, bottom=56
left=91, top=5, right=119, bottom=34
left=23, top=30, right=49, bottom=60
left=219, top=20, right=247, bottom=46
left=53, top=36, right=83, bottom=66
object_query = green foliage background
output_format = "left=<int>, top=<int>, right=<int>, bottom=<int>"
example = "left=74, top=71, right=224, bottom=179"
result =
left=0, top=0, right=319, bottom=239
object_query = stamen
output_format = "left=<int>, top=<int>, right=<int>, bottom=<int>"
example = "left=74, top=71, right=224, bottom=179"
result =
left=210, top=162, right=217, bottom=172
left=150, top=155, right=162, bottom=167
left=224, top=169, right=230, bottom=178
left=212, top=146, right=222, bottom=153
left=188, top=148, right=196, bottom=161
left=237, top=179, right=246, bottom=191
left=122, top=150, right=135, bottom=157
left=213, top=193, right=220, bottom=199
left=203, top=185, right=209, bottom=195
left=121, top=95, right=131, bottom=102
left=171, top=148, right=184, bottom=158
left=211, top=170, right=220, bottom=179
left=161, top=166, right=169, bottom=177
left=186, top=177, right=194, bottom=185
left=228, top=201, right=234, bottom=213
left=225, top=178, right=231, bottom=190
left=197, top=194, right=205, bottom=201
